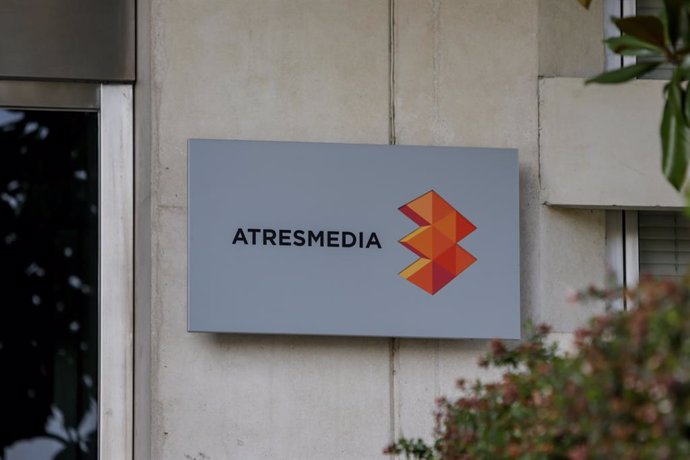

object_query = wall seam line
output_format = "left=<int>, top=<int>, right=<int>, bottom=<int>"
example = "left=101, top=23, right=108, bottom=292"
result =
left=388, top=0, right=397, bottom=146
left=389, top=338, right=400, bottom=445
left=388, top=0, right=400, bottom=449
left=537, top=77, right=542, bottom=190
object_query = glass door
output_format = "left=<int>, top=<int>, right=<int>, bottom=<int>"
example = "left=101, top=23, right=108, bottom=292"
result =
left=0, top=82, right=133, bottom=460
left=0, top=109, right=99, bottom=459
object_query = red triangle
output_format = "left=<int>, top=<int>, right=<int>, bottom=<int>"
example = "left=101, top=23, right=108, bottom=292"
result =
left=455, top=211, right=476, bottom=241
left=431, top=263, right=456, bottom=294
left=435, top=246, right=458, bottom=276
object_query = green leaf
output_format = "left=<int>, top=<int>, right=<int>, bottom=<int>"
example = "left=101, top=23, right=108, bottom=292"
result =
left=661, top=82, right=689, bottom=190
left=576, top=0, right=592, bottom=8
left=614, top=16, right=668, bottom=49
left=605, top=35, right=664, bottom=56
left=679, top=54, right=690, bottom=79
left=586, top=62, right=661, bottom=84
left=664, top=0, right=684, bottom=46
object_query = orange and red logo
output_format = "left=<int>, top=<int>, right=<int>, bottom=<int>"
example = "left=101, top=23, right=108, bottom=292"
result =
left=399, top=190, right=476, bottom=295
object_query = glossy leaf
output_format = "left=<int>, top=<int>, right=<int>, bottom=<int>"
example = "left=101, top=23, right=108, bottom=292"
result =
left=614, top=16, right=667, bottom=49
left=605, top=35, right=664, bottom=56
left=684, top=80, right=690, bottom=123
left=679, top=54, right=690, bottom=79
left=661, top=82, right=689, bottom=190
left=586, top=62, right=661, bottom=84
left=664, top=0, right=684, bottom=46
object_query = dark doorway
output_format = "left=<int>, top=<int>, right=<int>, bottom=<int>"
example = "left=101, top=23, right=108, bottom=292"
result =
left=0, top=109, right=98, bottom=460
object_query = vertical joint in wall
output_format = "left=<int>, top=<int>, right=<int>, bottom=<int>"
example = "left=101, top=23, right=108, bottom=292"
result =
left=388, top=337, right=401, bottom=444
left=388, top=0, right=400, bottom=445
left=388, top=0, right=396, bottom=146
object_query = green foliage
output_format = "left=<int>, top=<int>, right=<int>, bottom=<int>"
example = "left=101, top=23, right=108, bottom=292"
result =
left=583, top=1, right=690, bottom=190
left=385, top=277, right=690, bottom=459
left=662, top=76, right=690, bottom=189
left=586, top=62, right=661, bottom=84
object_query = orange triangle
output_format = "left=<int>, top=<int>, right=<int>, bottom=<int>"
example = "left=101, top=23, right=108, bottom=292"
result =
left=399, top=258, right=429, bottom=280
left=454, top=245, right=477, bottom=275
left=434, top=212, right=459, bottom=242
left=400, top=226, right=433, bottom=259
left=399, top=204, right=427, bottom=226
left=430, top=227, right=456, bottom=258
left=430, top=191, right=455, bottom=221
left=403, top=259, right=434, bottom=294
left=400, top=191, right=434, bottom=225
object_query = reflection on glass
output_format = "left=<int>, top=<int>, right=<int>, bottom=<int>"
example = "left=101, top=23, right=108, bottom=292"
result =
left=0, top=110, right=98, bottom=460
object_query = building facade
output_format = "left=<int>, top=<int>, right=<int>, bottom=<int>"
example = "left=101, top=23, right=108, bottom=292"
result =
left=0, top=0, right=683, bottom=459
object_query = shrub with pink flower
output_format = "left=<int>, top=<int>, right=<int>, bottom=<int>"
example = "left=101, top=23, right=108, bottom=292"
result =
left=385, top=276, right=690, bottom=459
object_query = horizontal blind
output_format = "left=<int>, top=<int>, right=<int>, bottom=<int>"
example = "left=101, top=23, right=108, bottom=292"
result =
left=639, top=212, right=690, bottom=280
left=636, top=0, right=663, bottom=15
left=636, top=0, right=673, bottom=79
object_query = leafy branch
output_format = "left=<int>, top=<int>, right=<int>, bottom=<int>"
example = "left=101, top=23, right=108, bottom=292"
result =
left=580, top=0, right=690, bottom=190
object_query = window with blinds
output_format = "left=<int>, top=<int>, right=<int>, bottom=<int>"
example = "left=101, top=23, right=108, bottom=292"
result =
left=636, top=0, right=664, bottom=17
left=636, top=0, right=673, bottom=79
left=639, top=212, right=690, bottom=280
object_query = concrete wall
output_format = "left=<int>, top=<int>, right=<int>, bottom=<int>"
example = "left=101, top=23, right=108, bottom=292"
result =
left=536, top=1, right=610, bottom=332
left=538, top=0, right=604, bottom=78
left=540, top=77, right=685, bottom=209
left=393, top=0, right=540, bottom=439
left=135, top=1, right=612, bottom=458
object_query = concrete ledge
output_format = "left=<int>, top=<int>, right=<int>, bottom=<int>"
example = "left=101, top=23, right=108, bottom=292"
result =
left=539, top=77, right=685, bottom=208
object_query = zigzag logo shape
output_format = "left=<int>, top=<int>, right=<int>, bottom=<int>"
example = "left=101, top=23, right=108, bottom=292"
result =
left=399, top=190, right=477, bottom=295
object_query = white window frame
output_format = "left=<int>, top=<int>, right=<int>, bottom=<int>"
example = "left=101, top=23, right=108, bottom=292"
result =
left=0, top=81, right=134, bottom=460
left=605, top=210, right=639, bottom=310
left=604, top=0, right=637, bottom=70
left=623, top=211, right=640, bottom=288
left=603, top=0, right=639, bottom=309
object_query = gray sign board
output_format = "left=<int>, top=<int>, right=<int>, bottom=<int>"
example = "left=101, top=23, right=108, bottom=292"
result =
left=188, top=140, right=520, bottom=339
